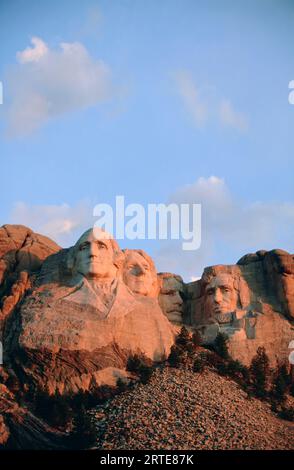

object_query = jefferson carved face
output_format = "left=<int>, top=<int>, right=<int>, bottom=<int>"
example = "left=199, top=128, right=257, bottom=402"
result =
left=158, top=275, right=184, bottom=323
left=74, top=229, right=118, bottom=280
left=204, top=274, right=238, bottom=318
left=123, top=250, right=156, bottom=297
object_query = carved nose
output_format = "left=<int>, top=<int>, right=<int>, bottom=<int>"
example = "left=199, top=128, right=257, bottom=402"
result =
left=213, top=289, right=222, bottom=303
left=89, top=243, right=98, bottom=257
left=175, top=292, right=183, bottom=305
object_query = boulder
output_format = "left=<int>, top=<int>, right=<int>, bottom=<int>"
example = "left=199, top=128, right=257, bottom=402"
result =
left=0, top=225, right=60, bottom=327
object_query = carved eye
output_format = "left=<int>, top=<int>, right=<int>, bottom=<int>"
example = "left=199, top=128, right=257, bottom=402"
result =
left=79, top=243, right=88, bottom=251
left=97, top=242, right=107, bottom=249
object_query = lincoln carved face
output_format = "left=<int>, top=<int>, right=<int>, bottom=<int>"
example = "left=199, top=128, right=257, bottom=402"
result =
left=204, top=274, right=238, bottom=318
left=123, top=250, right=157, bottom=297
left=73, top=229, right=119, bottom=280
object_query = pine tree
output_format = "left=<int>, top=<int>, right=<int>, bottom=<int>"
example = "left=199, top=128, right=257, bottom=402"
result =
left=191, top=330, right=202, bottom=348
left=271, top=363, right=289, bottom=403
left=70, top=405, right=97, bottom=448
left=126, top=353, right=154, bottom=384
left=193, top=357, right=205, bottom=373
left=168, top=344, right=185, bottom=368
left=34, top=389, right=73, bottom=428
left=214, top=332, right=229, bottom=360
left=250, top=347, right=270, bottom=398
left=175, top=326, right=191, bottom=348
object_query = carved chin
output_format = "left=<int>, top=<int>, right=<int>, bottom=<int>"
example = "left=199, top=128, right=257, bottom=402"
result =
left=86, top=271, right=103, bottom=278
left=83, top=267, right=111, bottom=278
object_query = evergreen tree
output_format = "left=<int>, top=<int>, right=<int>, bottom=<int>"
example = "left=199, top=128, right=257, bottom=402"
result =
left=168, top=344, right=185, bottom=368
left=70, top=405, right=97, bottom=448
left=214, top=332, right=229, bottom=360
left=271, top=363, right=289, bottom=403
left=34, top=389, right=73, bottom=428
left=175, top=326, right=191, bottom=348
left=193, top=356, right=205, bottom=373
left=250, top=347, right=270, bottom=398
left=191, top=330, right=202, bottom=348
left=126, top=353, right=154, bottom=384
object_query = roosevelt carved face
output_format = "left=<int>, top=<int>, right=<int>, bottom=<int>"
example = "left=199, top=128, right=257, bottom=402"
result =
left=74, top=229, right=118, bottom=280
left=123, top=250, right=157, bottom=297
left=204, top=274, right=238, bottom=318
left=158, top=275, right=184, bottom=323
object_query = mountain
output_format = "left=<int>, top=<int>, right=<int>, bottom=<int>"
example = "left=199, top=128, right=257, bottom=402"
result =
left=0, top=224, right=293, bottom=449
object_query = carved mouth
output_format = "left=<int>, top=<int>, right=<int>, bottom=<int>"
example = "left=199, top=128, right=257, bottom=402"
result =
left=87, top=259, right=100, bottom=265
left=213, top=306, right=226, bottom=314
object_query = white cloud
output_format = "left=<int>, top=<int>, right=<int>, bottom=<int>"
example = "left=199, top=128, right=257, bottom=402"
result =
left=174, top=70, right=208, bottom=127
left=5, top=37, right=113, bottom=135
left=10, top=201, right=95, bottom=247
left=219, top=99, right=248, bottom=132
left=154, top=176, right=294, bottom=280
left=16, top=37, right=48, bottom=64
left=174, top=69, right=248, bottom=133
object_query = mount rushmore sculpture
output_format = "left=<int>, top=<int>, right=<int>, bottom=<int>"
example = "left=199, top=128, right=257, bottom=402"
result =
left=0, top=224, right=293, bottom=395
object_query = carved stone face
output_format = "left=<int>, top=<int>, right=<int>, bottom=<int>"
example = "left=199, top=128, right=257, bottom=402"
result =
left=74, top=230, right=118, bottom=280
left=204, top=274, right=238, bottom=318
left=123, top=251, right=156, bottom=297
left=158, top=275, right=184, bottom=323
left=270, top=250, right=294, bottom=319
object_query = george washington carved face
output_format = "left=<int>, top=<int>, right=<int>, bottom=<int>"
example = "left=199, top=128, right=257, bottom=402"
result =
left=70, top=228, right=121, bottom=280
left=122, top=250, right=157, bottom=297
left=204, top=274, right=238, bottom=318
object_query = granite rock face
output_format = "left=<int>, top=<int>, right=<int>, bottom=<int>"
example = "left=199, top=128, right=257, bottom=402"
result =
left=0, top=224, right=60, bottom=277
left=4, top=228, right=175, bottom=395
left=0, top=225, right=60, bottom=328
left=186, top=250, right=294, bottom=365
left=0, top=382, right=66, bottom=449
left=0, top=224, right=294, bottom=449
left=0, top=224, right=293, bottom=397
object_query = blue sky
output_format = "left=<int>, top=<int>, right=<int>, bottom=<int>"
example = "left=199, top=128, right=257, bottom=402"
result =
left=0, top=0, right=293, bottom=279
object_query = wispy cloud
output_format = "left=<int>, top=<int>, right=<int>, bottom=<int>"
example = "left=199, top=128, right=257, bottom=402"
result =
left=174, top=69, right=248, bottom=133
left=219, top=98, right=248, bottom=132
left=174, top=70, right=208, bottom=127
left=4, top=37, right=114, bottom=136
left=9, top=200, right=95, bottom=246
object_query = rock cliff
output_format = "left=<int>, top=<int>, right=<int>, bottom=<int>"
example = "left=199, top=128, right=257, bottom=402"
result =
left=0, top=224, right=294, bottom=449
